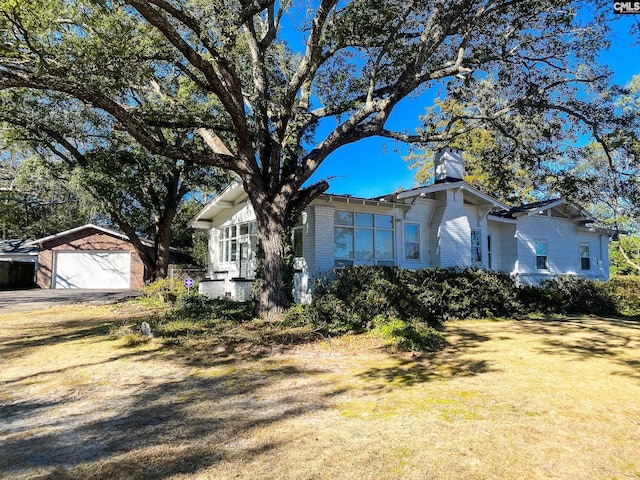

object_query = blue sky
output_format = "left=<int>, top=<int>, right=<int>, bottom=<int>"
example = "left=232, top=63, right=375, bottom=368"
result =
left=306, top=15, right=640, bottom=199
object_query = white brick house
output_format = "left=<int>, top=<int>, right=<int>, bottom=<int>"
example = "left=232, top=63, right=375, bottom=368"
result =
left=189, top=149, right=613, bottom=301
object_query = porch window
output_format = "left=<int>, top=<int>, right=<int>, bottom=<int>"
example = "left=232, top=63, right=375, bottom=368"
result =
left=334, top=211, right=394, bottom=266
left=535, top=240, right=548, bottom=270
left=471, top=228, right=482, bottom=262
left=580, top=244, right=591, bottom=270
left=219, top=222, right=256, bottom=264
left=405, top=223, right=420, bottom=260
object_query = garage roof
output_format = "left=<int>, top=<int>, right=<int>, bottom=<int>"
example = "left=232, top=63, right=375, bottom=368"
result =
left=26, top=224, right=153, bottom=248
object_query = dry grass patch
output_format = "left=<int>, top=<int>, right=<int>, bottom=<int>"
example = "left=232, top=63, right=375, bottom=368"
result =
left=1, top=304, right=640, bottom=480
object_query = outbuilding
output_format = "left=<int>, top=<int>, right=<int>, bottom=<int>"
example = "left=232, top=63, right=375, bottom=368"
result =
left=29, top=224, right=146, bottom=290
left=0, top=239, right=38, bottom=289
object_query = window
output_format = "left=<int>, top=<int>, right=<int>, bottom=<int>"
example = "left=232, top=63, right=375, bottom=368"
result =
left=471, top=229, right=482, bottom=262
left=405, top=223, right=420, bottom=260
left=487, top=235, right=492, bottom=269
left=293, top=228, right=303, bottom=257
left=535, top=240, right=548, bottom=270
left=580, top=245, right=591, bottom=270
left=219, top=222, right=256, bottom=263
left=334, top=211, right=394, bottom=266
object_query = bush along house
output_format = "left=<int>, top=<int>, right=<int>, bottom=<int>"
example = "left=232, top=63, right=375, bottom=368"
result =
left=189, top=149, right=614, bottom=302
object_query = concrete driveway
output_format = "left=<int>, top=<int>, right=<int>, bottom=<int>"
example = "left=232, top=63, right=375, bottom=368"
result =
left=0, top=289, right=142, bottom=314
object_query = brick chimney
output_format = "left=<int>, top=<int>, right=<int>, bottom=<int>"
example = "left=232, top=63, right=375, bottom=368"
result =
left=434, top=148, right=464, bottom=184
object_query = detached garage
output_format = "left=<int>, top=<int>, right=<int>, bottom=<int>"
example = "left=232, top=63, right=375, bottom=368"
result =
left=30, top=224, right=145, bottom=290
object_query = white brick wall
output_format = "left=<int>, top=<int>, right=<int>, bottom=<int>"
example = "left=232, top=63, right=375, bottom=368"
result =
left=313, top=205, right=335, bottom=275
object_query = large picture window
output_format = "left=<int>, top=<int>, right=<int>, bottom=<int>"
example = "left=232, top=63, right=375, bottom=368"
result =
left=334, top=211, right=394, bottom=266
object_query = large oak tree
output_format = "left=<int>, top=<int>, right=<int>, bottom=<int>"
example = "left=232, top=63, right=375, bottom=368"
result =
left=0, top=0, right=615, bottom=314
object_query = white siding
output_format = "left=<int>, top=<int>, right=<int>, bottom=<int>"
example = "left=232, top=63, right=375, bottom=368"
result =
left=511, top=215, right=608, bottom=283
left=439, top=189, right=471, bottom=267
left=490, top=221, right=518, bottom=273
left=399, top=198, right=434, bottom=269
left=429, top=204, right=445, bottom=267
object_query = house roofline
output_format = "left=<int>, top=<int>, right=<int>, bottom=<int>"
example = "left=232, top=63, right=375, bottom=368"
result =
left=577, top=226, right=619, bottom=236
left=316, top=193, right=411, bottom=209
left=188, top=181, right=247, bottom=228
left=28, top=224, right=127, bottom=245
left=26, top=224, right=155, bottom=248
left=394, top=182, right=509, bottom=210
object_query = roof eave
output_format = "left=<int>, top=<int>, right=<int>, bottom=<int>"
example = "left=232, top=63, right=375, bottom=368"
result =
left=26, top=223, right=129, bottom=246
left=315, top=193, right=411, bottom=209
left=187, top=182, right=247, bottom=228
left=395, top=182, right=508, bottom=210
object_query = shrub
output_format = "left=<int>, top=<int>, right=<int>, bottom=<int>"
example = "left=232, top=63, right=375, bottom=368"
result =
left=313, top=266, right=525, bottom=327
left=540, top=276, right=617, bottom=316
left=371, top=315, right=447, bottom=352
left=286, top=266, right=637, bottom=352
left=282, top=294, right=361, bottom=334
left=172, top=294, right=254, bottom=322
left=144, top=277, right=188, bottom=301
left=608, top=276, right=640, bottom=317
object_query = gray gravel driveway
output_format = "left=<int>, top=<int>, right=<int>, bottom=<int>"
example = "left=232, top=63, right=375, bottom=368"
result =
left=0, top=289, right=142, bottom=314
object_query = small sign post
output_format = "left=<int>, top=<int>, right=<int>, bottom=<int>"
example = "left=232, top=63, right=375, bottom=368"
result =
left=184, top=277, right=194, bottom=294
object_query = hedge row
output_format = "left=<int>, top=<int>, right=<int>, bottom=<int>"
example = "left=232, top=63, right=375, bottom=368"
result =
left=284, top=267, right=639, bottom=349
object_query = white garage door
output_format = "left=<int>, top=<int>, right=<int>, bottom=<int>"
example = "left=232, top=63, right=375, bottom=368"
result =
left=54, top=251, right=131, bottom=289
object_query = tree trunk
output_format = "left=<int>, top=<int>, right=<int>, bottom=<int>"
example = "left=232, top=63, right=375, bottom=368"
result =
left=247, top=180, right=328, bottom=318
left=254, top=209, right=290, bottom=317
left=153, top=214, right=174, bottom=280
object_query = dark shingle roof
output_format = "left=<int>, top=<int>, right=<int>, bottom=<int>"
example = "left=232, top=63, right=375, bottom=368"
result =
left=491, top=199, right=563, bottom=219
left=0, top=239, right=39, bottom=255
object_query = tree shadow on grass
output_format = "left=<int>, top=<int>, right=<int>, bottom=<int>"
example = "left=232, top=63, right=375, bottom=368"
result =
left=508, top=316, right=640, bottom=384
left=356, top=357, right=494, bottom=389
left=513, top=317, right=638, bottom=356
left=355, top=325, right=498, bottom=390
left=1, top=349, right=334, bottom=480
left=0, top=318, right=114, bottom=361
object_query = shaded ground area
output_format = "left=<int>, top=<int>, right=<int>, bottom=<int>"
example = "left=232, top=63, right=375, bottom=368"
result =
left=1, top=306, right=639, bottom=479
left=0, top=289, right=141, bottom=313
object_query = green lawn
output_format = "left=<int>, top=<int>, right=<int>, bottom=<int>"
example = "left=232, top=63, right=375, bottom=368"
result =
left=1, top=303, right=639, bottom=479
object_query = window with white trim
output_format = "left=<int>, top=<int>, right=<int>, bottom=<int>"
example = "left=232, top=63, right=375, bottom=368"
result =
left=334, top=211, right=394, bottom=267
left=580, top=244, right=591, bottom=270
left=219, top=222, right=256, bottom=263
left=293, top=227, right=303, bottom=258
left=535, top=240, right=548, bottom=270
left=471, top=228, right=482, bottom=262
left=404, top=223, right=420, bottom=260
